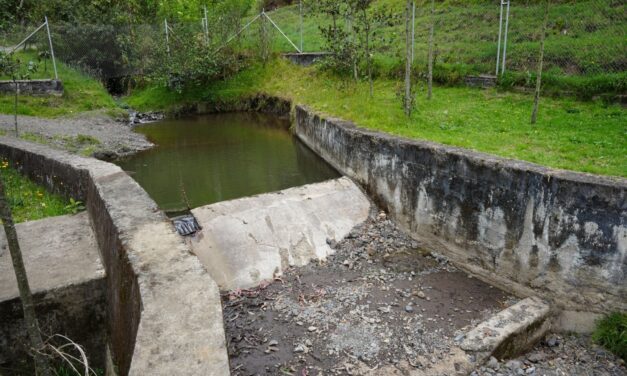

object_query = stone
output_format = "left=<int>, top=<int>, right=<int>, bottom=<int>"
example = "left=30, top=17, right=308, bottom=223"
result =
left=461, top=297, right=551, bottom=359
left=405, top=305, right=414, bottom=313
left=527, top=353, right=545, bottom=363
left=486, top=356, right=499, bottom=370
left=546, top=336, right=559, bottom=347
left=505, top=360, right=522, bottom=370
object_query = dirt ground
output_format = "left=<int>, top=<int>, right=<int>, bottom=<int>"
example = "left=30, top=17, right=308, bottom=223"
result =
left=0, top=112, right=152, bottom=158
left=222, top=212, right=517, bottom=376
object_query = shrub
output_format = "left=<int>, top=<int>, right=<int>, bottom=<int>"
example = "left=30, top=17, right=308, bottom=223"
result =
left=592, top=312, right=627, bottom=362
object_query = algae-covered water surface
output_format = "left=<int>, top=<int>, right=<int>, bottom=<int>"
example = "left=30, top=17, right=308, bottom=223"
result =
left=116, top=112, right=339, bottom=213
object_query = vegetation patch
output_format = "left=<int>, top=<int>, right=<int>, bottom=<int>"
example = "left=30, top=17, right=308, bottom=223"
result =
left=593, top=312, right=627, bottom=362
left=126, top=59, right=626, bottom=177
left=0, top=159, right=82, bottom=223
left=0, top=52, right=123, bottom=118
left=257, top=0, right=625, bottom=99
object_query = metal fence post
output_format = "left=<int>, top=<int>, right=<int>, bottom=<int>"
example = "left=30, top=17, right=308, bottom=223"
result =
left=496, top=1, right=504, bottom=75
left=501, top=0, right=510, bottom=74
left=164, top=19, right=170, bottom=57
left=411, top=1, right=416, bottom=62
left=299, top=0, right=303, bottom=53
left=204, top=6, right=209, bottom=45
left=44, top=16, right=58, bottom=80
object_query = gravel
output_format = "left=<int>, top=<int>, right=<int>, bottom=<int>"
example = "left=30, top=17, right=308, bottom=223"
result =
left=0, top=112, right=153, bottom=158
left=471, top=334, right=626, bottom=376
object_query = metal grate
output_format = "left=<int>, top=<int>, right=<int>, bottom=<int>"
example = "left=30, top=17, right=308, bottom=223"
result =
left=172, top=214, right=201, bottom=236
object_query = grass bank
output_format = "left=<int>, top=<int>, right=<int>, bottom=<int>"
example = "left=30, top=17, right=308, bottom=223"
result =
left=0, top=52, right=123, bottom=118
left=0, top=159, right=81, bottom=223
left=127, top=59, right=626, bottom=178
left=252, top=0, right=626, bottom=99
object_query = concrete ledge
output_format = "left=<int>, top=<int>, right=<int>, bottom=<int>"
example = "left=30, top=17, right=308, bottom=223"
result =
left=190, top=177, right=371, bottom=290
left=282, top=52, right=332, bottom=66
left=465, top=75, right=497, bottom=88
left=0, top=213, right=106, bottom=372
left=0, top=137, right=229, bottom=375
left=0, top=79, right=64, bottom=96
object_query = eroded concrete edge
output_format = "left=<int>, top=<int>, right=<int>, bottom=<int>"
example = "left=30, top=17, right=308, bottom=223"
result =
left=0, top=137, right=230, bottom=376
left=190, top=177, right=371, bottom=290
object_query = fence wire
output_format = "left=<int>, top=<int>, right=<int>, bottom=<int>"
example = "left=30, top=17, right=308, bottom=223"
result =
left=0, top=0, right=624, bottom=85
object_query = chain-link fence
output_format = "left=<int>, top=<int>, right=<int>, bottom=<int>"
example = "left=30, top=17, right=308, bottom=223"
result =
left=248, top=0, right=625, bottom=88
left=1, top=0, right=624, bottom=93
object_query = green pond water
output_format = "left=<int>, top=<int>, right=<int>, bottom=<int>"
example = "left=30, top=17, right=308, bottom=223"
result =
left=115, top=112, right=340, bottom=213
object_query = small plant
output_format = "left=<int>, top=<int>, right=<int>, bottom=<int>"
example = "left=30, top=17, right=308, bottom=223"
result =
left=592, top=312, right=627, bottom=362
left=64, top=198, right=85, bottom=215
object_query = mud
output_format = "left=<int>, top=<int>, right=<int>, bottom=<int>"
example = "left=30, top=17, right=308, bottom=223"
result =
left=222, top=212, right=516, bottom=375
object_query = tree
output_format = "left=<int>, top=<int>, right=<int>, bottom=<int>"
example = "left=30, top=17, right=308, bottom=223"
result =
left=531, top=0, right=550, bottom=125
left=0, top=177, right=51, bottom=376
left=350, top=0, right=399, bottom=97
left=403, top=0, right=413, bottom=116
left=308, top=0, right=357, bottom=79
left=0, top=52, right=38, bottom=137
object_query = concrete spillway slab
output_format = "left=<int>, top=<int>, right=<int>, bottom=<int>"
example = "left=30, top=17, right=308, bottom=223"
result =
left=0, top=212, right=105, bottom=371
left=190, top=177, right=371, bottom=290
left=0, top=212, right=104, bottom=301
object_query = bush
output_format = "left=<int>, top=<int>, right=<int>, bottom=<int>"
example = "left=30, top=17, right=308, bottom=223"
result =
left=592, top=312, right=627, bottom=362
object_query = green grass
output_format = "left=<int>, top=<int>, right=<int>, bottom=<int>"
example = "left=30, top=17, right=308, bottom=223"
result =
left=0, top=52, right=124, bottom=118
left=19, top=132, right=102, bottom=157
left=126, top=58, right=626, bottom=178
left=0, top=159, right=81, bottom=223
left=593, top=312, right=627, bottom=362
left=237, top=0, right=626, bottom=98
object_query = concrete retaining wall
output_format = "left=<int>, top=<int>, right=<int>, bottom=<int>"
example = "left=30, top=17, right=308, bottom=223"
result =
left=0, top=137, right=229, bottom=376
left=0, top=79, right=63, bottom=96
left=293, top=105, right=626, bottom=314
left=282, top=52, right=332, bottom=66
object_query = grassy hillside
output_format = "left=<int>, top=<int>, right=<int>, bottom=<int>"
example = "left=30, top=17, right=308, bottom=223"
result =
left=0, top=52, right=123, bottom=118
left=127, top=59, right=626, bottom=178
left=240, top=0, right=626, bottom=98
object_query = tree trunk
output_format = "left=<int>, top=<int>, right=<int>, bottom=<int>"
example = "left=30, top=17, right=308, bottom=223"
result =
left=0, top=178, right=51, bottom=375
left=404, top=0, right=413, bottom=116
left=427, top=0, right=435, bottom=100
left=13, top=79, right=18, bottom=137
left=349, top=14, right=358, bottom=82
left=363, top=9, right=373, bottom=97
left=531, top=0, right=550, bottom=124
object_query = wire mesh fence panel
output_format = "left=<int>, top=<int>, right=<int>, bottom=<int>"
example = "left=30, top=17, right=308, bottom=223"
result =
left=2, top=0, right=624, bottom=93
left=528, top=0, right=625, bottom=77
left=407, top=1, right=504, bottom=79
left=0, top=22, right=57, bottom=80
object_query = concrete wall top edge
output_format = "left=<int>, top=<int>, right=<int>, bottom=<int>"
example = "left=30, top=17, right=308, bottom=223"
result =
left=294, top=105, right=627, bottom=190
